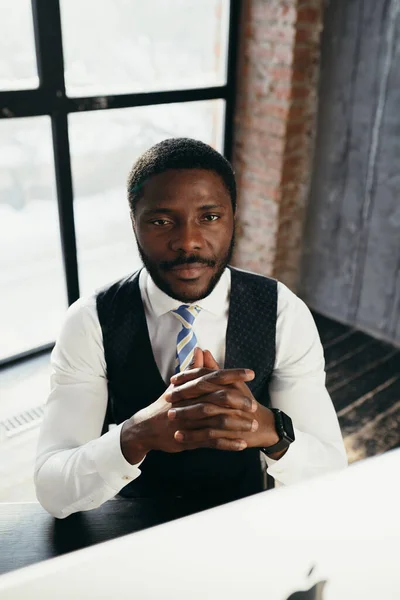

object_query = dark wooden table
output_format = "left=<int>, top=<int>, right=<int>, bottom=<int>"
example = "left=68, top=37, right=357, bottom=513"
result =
left=0, top=495, right=230, bottom=576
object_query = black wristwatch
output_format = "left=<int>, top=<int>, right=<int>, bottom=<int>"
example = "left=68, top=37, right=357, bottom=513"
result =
left=260, top=409, right=295, bottom=456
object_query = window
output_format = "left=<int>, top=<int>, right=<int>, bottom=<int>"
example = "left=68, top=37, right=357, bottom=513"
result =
left=60, top=0, right=229, bottom=96
left=0, top=0, right=239, bottom=366
left=0, top=117, right=67, bottom=361
left=0, top=0, right=38, bottom=91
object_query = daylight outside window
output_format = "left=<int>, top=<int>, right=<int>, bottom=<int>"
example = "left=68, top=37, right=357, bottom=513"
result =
left=0, top=0, right=237, bottom=364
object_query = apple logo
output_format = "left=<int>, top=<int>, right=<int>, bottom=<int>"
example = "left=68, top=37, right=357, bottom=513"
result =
left=286, top=566, right=327, bottom=600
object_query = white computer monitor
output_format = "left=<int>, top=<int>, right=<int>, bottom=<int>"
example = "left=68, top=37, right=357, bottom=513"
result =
left=0, top=449, right=399, bottom=599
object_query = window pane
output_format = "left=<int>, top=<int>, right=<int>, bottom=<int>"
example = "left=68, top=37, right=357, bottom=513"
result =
left=0, top=0, right=38, bottom=91
left=0, top=117, right=67, bottom=361
left=61, top=0, right=229, bottom=97
left=69, top=100, right=225, bottom=297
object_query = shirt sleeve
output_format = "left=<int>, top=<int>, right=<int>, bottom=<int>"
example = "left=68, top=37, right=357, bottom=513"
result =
left=34, top=296, right=143, bottom=519
left=264, top=283, right=348, bottom=485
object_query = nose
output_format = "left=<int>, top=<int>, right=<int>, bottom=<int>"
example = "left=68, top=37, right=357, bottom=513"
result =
left=169, top=221, right=204, bottom=254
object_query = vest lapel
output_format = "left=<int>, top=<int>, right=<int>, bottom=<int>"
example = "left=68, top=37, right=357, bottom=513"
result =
left=225, top=267, right=276, bottom=401
left=104, top=270, right=167, bottom=423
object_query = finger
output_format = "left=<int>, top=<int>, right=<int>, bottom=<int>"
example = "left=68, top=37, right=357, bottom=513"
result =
left=167, top=401, right=220, bottom=421
left=203, top=349, right=221, bottom=370
left=174, top=429, right=248, bottom=451
left=168, top=403, right=255, bottom=422
left=167, top=369, right=255, bottom=400
left=169, top=348, right=203, bottom=386
left=168, top=405, right=258, bottom=432
left=168, top=386, right=257, bottom=413
left=201, top=351, right=253, bottom=401
left=207, top=350, right=254, bottom=398
left=171, top=367, right=256, bottom=403
left=203, top=350, right=255, bottom=394
left=189, top=347, right=204, bottom=370
left=171, top=365, right=256, bottom=388
left=170, top=366, right=214, bottom=386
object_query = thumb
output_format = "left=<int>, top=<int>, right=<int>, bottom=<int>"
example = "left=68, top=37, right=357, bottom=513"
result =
left=203, top=349, right=221, bottom=370
left=188, top=347, right=204, bottom=370
left=203, top=349, right=252, bottom=397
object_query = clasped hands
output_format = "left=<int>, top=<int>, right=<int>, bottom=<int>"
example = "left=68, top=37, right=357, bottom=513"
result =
left=121, top=348, right=281, bottom=465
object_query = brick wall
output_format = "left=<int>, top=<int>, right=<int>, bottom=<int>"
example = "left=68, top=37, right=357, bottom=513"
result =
left=232, top=0, right=324, bottom=291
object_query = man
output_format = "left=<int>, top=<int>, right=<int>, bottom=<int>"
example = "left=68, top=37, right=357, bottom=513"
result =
left=35, top=138, right=347, bottom=519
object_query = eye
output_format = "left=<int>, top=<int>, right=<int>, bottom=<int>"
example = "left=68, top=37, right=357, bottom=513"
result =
left=150, top=219, right=171, bottom=226
left=203, top=214, right=220, bottom=222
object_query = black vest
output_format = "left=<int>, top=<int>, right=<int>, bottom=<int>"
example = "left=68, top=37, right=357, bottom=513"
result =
left=96, top=267, right=277, bottom=501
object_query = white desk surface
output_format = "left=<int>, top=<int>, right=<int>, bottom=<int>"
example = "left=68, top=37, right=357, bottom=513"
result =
left=0, top=449, right=399, bottom=600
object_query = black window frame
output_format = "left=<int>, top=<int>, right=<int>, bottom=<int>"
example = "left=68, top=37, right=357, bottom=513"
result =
left=0, top=0, right=241, bottom=369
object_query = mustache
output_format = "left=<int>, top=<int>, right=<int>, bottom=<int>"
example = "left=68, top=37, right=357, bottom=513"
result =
left=159, top=255, right=217, bottom=271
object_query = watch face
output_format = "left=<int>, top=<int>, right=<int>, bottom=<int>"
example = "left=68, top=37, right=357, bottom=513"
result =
left=260, top=410, right=295, bottom=455
left=281, top=411, right=295, bottom=442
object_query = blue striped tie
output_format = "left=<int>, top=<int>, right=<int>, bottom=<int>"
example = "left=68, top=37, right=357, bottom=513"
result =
left=171, top=305, right=202, bottom=373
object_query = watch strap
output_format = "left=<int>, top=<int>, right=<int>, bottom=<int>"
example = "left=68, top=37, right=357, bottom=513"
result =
left=260, top=409, right=295, bottom=456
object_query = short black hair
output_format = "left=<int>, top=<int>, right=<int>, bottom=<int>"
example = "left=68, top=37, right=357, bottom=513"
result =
left=127, top=137, right=236, bottom=214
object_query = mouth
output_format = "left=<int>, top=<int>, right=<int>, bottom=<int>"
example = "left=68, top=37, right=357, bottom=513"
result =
left=168, top=263, right=211, bottom=280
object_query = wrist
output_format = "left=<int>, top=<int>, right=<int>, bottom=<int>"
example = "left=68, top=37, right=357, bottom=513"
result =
left=259, top=422, right=287, bottom=460
left=120, top=419, right=150, bottom=465
left=258, top=408, right=280, bottom=447
left=267, top=447, right=289, bottom=461
left=259, top=409, right=295, bottom=460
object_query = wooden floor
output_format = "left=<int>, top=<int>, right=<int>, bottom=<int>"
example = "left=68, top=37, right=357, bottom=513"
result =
left=313, top=312, right=400, bottom=463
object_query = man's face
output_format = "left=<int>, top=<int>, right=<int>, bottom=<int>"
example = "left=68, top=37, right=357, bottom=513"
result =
left=132, top=168, right=235, bottom=303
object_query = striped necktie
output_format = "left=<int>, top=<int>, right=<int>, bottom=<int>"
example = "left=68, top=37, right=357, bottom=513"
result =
left=171, top=304, right=202, bottom=374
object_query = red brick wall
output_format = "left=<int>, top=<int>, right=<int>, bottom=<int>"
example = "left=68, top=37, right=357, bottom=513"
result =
left=232, top=0, right=323, bottom=291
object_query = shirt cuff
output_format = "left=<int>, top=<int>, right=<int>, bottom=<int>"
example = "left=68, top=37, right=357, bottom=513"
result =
left=264, top=427, right=311, bottom=485
left=91, top=422, right=144, bottom=491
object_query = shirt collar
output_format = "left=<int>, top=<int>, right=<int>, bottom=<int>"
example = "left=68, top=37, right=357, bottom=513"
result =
left=140, top=267, right=231, bottom=318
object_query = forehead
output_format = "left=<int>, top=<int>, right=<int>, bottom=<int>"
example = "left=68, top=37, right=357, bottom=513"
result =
left=139, top=168, right=231, bottom=209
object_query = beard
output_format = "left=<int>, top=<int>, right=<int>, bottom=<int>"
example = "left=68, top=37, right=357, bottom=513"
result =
left=135, top=231, right=236, bottom=303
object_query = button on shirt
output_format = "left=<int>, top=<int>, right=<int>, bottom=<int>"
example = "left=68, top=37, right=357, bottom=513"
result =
left=34, top=268, right=347, bottom=519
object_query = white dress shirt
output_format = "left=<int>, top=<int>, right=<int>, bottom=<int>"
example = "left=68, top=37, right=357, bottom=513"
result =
left=34, top=268, right=347, bottom=518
